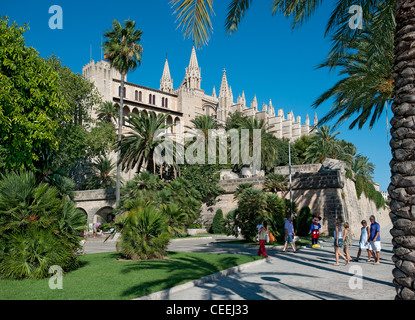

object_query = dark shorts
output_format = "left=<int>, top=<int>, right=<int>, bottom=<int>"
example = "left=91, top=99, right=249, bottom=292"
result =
left=334, top=239, right=343, bottom=248
left=285, top=235, right=293, bottom=243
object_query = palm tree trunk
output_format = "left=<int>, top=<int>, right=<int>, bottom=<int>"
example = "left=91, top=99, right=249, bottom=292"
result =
left=115, top=72, right=125, bottom=206
left=389, top=0, right=415, bottom=300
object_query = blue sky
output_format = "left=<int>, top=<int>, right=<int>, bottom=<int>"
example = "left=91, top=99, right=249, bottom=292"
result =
left=1, top=0, right=391, bottom=191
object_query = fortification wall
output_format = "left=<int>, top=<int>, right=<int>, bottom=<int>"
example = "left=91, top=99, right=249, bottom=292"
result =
left=199, top=160, right=391, bottom=237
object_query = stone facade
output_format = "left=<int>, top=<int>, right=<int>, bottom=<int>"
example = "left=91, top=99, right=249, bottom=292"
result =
left=82, top=47, right=317, bottom=141
left=200, top=159, right=391, bottom=237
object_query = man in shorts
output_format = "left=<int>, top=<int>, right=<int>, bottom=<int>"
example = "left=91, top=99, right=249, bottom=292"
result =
left=283, top=216, right=297, bottom=253
left=367, top=215, right=381, bottom=264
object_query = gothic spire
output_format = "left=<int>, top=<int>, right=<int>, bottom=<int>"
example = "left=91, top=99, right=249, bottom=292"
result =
left=183, top=46, right=201, bottom=90
left=160, top=58, right=173, bottom=92
left=212, top=86, right=217, bottom=98
left=188, top=46, right=199, bottom=69
left=219, top=69, right=229, bottom=98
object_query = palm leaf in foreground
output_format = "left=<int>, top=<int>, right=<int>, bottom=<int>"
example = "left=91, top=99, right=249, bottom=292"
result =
left=170, top=0, right=215, bottom=48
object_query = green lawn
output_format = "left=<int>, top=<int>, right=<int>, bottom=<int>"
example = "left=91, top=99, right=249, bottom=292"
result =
left=0, top=251, right=261, bottom=300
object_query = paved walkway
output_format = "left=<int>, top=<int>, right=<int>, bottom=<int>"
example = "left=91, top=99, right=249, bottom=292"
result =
left=84, top=225, right=396, bottom=300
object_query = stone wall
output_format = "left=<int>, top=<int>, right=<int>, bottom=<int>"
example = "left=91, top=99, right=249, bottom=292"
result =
left=199, top=159, right=391, bottom=238
left=73, top=189, right=116, bottom=224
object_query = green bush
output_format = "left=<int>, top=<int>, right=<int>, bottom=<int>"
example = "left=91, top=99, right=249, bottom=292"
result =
left=0, top=171, right=86, bottom=279
left=116, top=205, right=170, bottom=260
left=0, top=226, right=73, bottom=279
left=226, top=186, right=289, bottom=242
left=211, top=209, right=225, bottom=234
left=235, top=188, right=267, bottom=241
left=264, top=193, right=285, bottom=241
left=296, top=206, right=314, bottom=237
left=354, top=173, right=385, bottom=209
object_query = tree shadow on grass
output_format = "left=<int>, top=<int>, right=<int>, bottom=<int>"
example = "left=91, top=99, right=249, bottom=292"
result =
left=118, top=252, right=251, bottom=299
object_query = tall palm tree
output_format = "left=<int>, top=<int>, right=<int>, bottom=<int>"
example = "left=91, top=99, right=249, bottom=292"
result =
left=313, top=5, right=394, bottom=130
left=185, top=114, right=223, bottom=164
left=186, top=114, right=222, bottom=137
left=239, top=116, right=280, bottom=173
left=86, top=155, right=117, bottom=189
left=352, top=154, right=375, bottom=182
left=102, top=19, right=143, bottom=206
left=118, top=111, right=177, bottom=176
left=96, top=101, right=119, bottom=124
left=304, top=125, right=354, bottom=166
left=171, top=0, right=415, bottom=298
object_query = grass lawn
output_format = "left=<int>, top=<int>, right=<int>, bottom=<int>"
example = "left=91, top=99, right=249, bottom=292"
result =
left=0, top=251, right=261, bottom=300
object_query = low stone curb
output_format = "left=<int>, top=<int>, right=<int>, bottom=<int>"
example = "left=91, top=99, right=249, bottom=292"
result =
left=170, top=237, right=213, bottom=242
left=133, top=257, right=268, bottom=300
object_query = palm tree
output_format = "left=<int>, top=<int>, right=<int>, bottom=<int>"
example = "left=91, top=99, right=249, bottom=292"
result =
left=352, top=154, right=375, bottom=182
left=186, top=114, right=223, bottom=164
left=102, top=19, right=143, bottom=206
left=118, top=111, right=177, bottom=175
left=313, top=6, right=394, bottom=130
left=263, top=173, right=289, bottom=193
left=186, top=114, right=222, bottom=136
left=239, top=116, right=280, bottom=173
left=304, top=125, right=354, bottom=166
left=171, top=0, right=415, bottom=298
left=85, top=155, right=117, bottom=189
left=96, top=101, right=119, bottom=124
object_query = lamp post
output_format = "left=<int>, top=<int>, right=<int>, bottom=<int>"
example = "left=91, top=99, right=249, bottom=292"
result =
left=288, top=137, right=293, bottom=218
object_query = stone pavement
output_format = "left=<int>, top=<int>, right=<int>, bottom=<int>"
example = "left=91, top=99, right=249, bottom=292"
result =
left=83, top=224, right=396, bottom=300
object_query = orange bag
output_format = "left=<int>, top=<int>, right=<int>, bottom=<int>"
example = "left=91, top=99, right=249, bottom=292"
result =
left=269, top=232, right=275, bottom=242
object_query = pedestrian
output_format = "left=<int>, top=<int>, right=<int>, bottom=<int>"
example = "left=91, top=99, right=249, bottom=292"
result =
left=256, top=222, right=264, bottom=242
left=257, top=221, right=269, bottom=258
left=367, top=215, right=381, bottom=264
left=343, top=222, right=353, bottom=263
left=282, top=216, right=297, bottom=253
left=354, top=220, right=371, bottom=262
left=333, top=220, right=348, bottom=266
left=93, top=222, right=102, bottom=239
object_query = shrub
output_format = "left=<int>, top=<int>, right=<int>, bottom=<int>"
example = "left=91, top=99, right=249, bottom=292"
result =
left=296, top=206, right=314, bottom=237
left=224, top=210, right=239, bottom=237
left=264, top=193, right=286, bottom=241
left=0, top=226, right=73, bottom=279
left=229, top=186, right=290, bottom=242
left=0, top=171, right=85, bottom=279
left=354, top=173, right=385, bottom=209
left=211, top=209, right=225, bottom=234
left=116, top=205, right=170, bottom=260
left=235, top=188, right=267, bottom=241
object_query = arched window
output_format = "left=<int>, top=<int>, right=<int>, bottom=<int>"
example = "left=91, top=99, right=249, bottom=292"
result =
left=165, top=98, right=168, bottom=108
left=162, top=97, right=165, bottom=107
left=119, top=86, right=126, bottom=98
left=139, top=91, right=142, bottom=102
left=152, top=95, right=156, bottom=105
left=149, top=94, right=152, bottom=104
left=135, top=90, right=138, bottom=101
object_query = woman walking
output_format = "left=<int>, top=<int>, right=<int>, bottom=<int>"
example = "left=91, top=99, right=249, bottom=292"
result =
left=333, top=220, right=348, bottom=266
left=257, top=221, right=269, bottom=258
left=343, top=222, right=353, bottom=263
left=354, top=220, right=371, bottom=262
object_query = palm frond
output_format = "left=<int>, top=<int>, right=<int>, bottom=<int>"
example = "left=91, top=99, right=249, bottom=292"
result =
left=225, top=0, right=253, bottom=35
left=170, top=0, right=215, bottom=48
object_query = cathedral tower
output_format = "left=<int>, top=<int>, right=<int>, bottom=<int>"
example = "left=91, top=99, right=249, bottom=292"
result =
left=160, top=58, right=173, bottom=93
left=182, top=46, right=201, bottom=90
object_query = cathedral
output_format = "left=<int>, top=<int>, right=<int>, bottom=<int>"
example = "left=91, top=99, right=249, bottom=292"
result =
left=82, top=46, right=317, bottom=140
